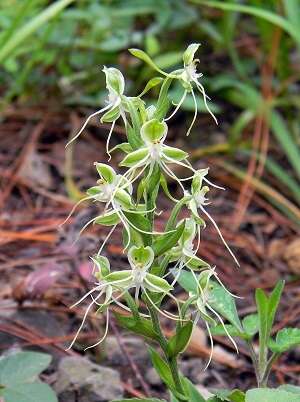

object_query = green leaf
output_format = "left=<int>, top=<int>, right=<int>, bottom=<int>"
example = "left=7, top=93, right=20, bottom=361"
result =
left=270, top=111, right=300, bottom=179
left=0, top=0, right=75, bottom=63
left=152, top=222, right=185, bottom=256
left=154, top=78, right=173, bottom=120
left=148, top=347, right=175, bottom=391
left=123, top=211, right=152, bottom=245
left=267, top=280, right=284, bottom=336
left=171, top=378, right=206, bottom=402
left=210, top=324, right=244, bottom=339
left=209, top=282, right=242, bottom=331
left=1, top=382, right=57, bottom=402
left=255, top=281, right=285, bottom=355
left=245, top=388, right=300, bottom=402
left=269, top=327, right=300, bottom=353
left=139, top=77, right=163, bottom=97
left=167, top=321, right=193, bottom=357
left=242, top=314, right=259, bottom=339
left=114, top=313, right=158, bottom=341
left=0, top=352, right=52, bottom=387
left=129, top=48, right=167, bottom=76
left=177, top=269, right=198, bottom=294
left=212, top=389, right=245, bottom=402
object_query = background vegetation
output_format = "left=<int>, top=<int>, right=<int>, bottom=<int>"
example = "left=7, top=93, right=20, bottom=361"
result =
left=1, top=0, right=299, bottom=225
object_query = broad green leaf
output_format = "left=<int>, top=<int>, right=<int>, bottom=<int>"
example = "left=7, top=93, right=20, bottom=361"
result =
left=210, top=324, right=244, bottom=339
left=242, top=314, right=259, bottom=339
left=211, top=389, right=245, bottom=402
left=209, top=282, right=242, bottom=331
left=0, top=352, right=52, bottom=387
left=177, top=269, right=198, bottom=294
left=152, top=222, right=185, bottom=256
left=269, top=327, right=300, bottom=353
left=1, top=382, right=57, bottom=402
left=167, top=321, right=193, bottom=357
left=114, top=313, right=158, bottom=341
left=245, top=388, right=300, bottom=402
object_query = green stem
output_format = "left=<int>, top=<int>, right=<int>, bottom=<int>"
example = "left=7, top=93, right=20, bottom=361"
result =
left=259, top=352, right=279, bottom=387
left=146, top=301, right=186, bottom=401
left=246, top=340, right=260, bottom=386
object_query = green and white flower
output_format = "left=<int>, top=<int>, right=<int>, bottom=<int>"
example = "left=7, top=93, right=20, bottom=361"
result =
left=188, top=269, right=238, bottom=368
left=67, top=67, right=127, bottom=158
left=68, top=247, right=174, bottom=350
left=187, top=169, right=239, bottom=266
left=120, top=118, right=190, bottom=192
left=169, top=218, right=209, bottom=285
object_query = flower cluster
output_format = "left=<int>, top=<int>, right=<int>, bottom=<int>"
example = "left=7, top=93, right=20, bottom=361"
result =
left=66, top=44, right=239, bottom=364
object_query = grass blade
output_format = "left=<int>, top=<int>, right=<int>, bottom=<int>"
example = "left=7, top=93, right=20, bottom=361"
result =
left=192, top=1, right=300, bottom=45
left=0, top=0, right=75, bottom=63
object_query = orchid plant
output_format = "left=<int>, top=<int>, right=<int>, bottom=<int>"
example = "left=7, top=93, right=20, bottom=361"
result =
left=66, top=44, right=242, bottom=402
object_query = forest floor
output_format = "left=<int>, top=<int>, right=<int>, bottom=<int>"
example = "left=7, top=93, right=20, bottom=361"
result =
left=0, top=105, right=299, bottom=401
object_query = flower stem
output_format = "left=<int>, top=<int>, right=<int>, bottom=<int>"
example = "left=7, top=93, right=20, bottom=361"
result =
left=146, top=301, right=186, bottom=401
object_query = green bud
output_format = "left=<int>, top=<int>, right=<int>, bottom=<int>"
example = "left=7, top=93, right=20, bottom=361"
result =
left=183, top=43, right=200, bottom=66
left=141, top=118, right=167, bottom=143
